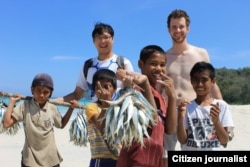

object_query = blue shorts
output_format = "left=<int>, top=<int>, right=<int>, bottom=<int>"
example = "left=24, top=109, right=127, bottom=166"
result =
left=89, top=158, right=116, bottom=167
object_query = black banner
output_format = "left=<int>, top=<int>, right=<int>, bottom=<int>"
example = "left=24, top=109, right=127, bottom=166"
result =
left=168, top=151, right=250, bottom=167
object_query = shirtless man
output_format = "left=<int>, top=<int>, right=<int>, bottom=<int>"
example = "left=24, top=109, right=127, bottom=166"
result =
left=164, top=9, right=222, bottom=153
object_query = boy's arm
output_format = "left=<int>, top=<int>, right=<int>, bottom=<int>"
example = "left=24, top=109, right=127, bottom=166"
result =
left=61, top=100, right=79, bottom=128
left=158, top=73, right=177, bottom=134
left=210, top=103, right=229, bottom=145
left=89, top=105, right=109, bottom=132
left=92, top=109, right=106, bottom=132
left=213, top=124, right=228, bottom=145
left=177, top=101, right=189, bottom=144
left=85, top=106, right=107, bottom=132
left=177, top=118, right=187, bottom=144
left=3, top=95, right=20, bottom=128
left=136, top=75, right=156, bottom=108
left=165, top=96, right=177, bottom=134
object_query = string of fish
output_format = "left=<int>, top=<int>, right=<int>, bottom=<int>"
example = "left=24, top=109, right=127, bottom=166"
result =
left=0, top=101, right=20, bottom=135
left=69, top=107, right=88, bottom=146
left=99, top=88, right=158, bottom=149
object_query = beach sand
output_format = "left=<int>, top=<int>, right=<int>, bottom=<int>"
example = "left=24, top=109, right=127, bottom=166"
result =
left=0, top=105, right=249, bottom=167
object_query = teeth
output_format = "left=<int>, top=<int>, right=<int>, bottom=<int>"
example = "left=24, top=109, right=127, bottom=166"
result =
left=153, top=74, right=160, bottom=77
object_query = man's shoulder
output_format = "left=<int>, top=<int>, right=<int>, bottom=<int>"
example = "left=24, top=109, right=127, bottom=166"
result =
left=187, top=44, right=210, bottom=61
left=165, top=48, right=173, bottom=55
left=190, top=45, right=208, bottom=54
left=83, top=57, right=97, bottom=67
left=86, top=57, right=98, bottom=62
left=113, top=53, right=128, bottom=61
left=114, top=54, right=134, bottom=71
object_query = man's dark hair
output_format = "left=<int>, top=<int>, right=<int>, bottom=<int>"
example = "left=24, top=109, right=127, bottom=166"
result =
left=92, top=22, right=114, bottom=38
left=167, top=9, right=191, bottom=28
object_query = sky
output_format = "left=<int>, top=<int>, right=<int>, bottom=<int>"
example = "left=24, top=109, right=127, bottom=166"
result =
left=1, top=0, right=250, bottom=97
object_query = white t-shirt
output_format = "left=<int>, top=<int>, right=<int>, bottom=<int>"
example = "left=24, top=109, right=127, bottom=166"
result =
left=181, top=99, right=234, bottom=150
left=76, top=54, right=134, bottom=101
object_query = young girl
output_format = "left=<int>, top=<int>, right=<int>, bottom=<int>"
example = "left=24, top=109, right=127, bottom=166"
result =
left=3, top=73, right=78, bottom=167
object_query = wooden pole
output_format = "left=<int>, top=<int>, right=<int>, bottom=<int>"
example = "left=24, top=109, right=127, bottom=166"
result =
left=0, top=91, right=86, bottom=109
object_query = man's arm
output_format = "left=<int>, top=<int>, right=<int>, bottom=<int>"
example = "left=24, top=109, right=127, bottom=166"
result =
left=211, top=82, right=223, bottom=99
left=201, top=48, right=223, bottom=99
left=56, top=86, right=85, bottom=102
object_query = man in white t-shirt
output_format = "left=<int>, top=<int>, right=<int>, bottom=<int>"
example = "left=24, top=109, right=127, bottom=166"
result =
left=58, top=22, right=133, bottom=102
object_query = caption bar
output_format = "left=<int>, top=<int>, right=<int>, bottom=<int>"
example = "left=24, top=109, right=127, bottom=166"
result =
left=168, top=151, right=249, bottom=167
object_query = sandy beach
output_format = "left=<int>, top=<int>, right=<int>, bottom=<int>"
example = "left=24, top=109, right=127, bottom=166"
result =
left=0, top=105, right=249, bottom=167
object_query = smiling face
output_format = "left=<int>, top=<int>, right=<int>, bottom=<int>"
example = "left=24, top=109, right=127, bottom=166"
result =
left=93, top=31, right=114, bottom=56
left=168, top=17, right=189, bottom=44
left=191, top=70, right=215, bottom=97
left=139, top=52, right=166, bottom=87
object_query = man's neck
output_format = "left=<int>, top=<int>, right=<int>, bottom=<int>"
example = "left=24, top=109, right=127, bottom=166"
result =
left=171, top=41, right=190, bottom=55
left=98, top=52, right=113, bottom=61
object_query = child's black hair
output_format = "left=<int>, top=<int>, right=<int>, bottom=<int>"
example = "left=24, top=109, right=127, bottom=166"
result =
left=139, top=45, right=165, bottom=63
left=190, top=61, right=216, bottom=79
left=92, top=69, right=117, bottom=90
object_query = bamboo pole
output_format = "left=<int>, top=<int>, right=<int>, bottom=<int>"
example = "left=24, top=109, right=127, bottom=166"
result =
left=0, top=91, right=86, bottom=109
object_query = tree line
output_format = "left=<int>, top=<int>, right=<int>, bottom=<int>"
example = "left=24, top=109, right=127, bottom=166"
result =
left=216, top=67, right=250, bottom=104
left=82, top=67, right=250, bottom=105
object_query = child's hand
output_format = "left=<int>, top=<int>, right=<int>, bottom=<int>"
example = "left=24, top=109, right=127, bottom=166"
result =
left=10, top=94, right=22, bottom=102
left=69, top=100, right=79, bottom=109
left=178, top=99, right=189, bottom=119
left=210, top=103, right=220, bottom=123
left=116, top=69, right=134, bottom=87
left=95, top=81, right=113, bottom=108
left=116, top=69, right=147, bottom=89
left=156, top=72, right=175, bottom=97
left=96, top=81, right=113, bottom=100
left=116, top=68, right=127, bottom=79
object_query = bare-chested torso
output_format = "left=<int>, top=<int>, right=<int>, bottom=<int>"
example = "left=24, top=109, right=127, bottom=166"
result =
left=166, top=44, right=210, bottom=105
